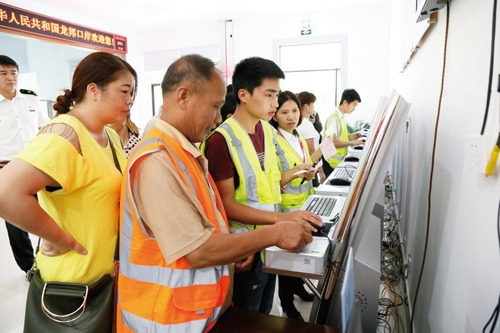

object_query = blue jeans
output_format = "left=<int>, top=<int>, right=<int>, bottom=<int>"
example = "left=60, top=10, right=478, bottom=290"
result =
left=232, top=252, right=276, bottom=314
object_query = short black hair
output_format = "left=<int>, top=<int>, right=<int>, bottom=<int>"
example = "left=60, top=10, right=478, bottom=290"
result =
left=340, top=88, right=361, bottom=104
left=221, top=92, right=236, bottom=120
left=232, top=57, right=285, bottom=104
left=0, top=55, right=19, bottom=70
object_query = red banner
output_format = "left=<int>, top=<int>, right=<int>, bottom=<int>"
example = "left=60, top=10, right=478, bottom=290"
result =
left=0, top=2, right=127, bottom=53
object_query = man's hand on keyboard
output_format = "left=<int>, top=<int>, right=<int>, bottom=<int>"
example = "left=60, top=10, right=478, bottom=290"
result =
left=280, top=210, right=322, bottom=230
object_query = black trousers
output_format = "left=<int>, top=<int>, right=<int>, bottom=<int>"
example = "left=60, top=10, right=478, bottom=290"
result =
left=278, top=275, right=305, bottom=308
left=5, top=221, right=34, bottom=272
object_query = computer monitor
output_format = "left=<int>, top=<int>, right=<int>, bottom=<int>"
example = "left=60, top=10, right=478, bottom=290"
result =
left=312, top=91, right=410, bottom=330
left=332, top=90, right=409, bottom=253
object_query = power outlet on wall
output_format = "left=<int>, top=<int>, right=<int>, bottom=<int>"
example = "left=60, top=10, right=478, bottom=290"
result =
left=465, top=135, right=497, bottom=174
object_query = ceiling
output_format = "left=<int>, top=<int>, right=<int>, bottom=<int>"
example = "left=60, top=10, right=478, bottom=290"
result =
left=26, top=0, right=376, bottom=31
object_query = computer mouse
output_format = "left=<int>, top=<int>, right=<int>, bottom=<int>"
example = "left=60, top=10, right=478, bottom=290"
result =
left=353, top=145, right=363, bottom=150
left=344, top=156, right=359, bottom=162
left=309, top=221, right=327, bottom=237
left=329, top=177, right=351, bottom=186
left=308, top=220, right=324, bottom=229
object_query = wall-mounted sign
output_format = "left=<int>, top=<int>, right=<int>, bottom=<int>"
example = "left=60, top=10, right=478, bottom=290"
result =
left=0, top=2, right=127, bottom=54
left=301, top=28, right=312, bottom=36
left=300, top=20, right=311, bottom=36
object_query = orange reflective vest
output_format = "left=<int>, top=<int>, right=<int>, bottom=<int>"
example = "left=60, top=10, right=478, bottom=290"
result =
left=117, top=125, right=231, bottom=332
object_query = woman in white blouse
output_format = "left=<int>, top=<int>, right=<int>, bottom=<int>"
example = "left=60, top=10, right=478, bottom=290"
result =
left=296, top=91, right=325, bottom=185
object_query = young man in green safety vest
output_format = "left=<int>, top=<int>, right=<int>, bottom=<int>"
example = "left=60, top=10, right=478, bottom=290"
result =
left=203, top=57, right=322, bottom=316
left=322, top=88, right=365, bottom=177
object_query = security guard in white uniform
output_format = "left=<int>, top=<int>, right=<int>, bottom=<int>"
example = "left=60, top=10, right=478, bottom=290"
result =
left=0, top=55, right=50, bottom=272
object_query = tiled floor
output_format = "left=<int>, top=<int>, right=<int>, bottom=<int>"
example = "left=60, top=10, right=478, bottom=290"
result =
left=0, top=217, right=313, bottom=332
left=0, top=218, right=35, bottom=333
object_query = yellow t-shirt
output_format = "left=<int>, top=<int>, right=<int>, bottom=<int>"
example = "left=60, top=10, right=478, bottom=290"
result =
left=16, top=114, right=126, bottom=284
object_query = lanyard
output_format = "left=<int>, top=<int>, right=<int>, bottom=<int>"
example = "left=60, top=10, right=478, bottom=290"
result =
left=278, top=129, right=306, bottom=164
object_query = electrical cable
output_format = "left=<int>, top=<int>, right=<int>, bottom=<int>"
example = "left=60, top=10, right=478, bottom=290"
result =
left=480, top=0, right=500, bottom=329
left=479, top=0, right=497, bottom=135
left=482, top=200, right=500, bottom=333
left=378, top=174, right=408, bottom=333
left=410, top=4, right=450, bottom=330
left=343, top=164, right=357, bottom=178
left=483, top=0, right=499, bottom=175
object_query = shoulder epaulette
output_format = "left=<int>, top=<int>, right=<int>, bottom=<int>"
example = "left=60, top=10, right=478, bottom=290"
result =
left=20, top=89, right=37, bottom=96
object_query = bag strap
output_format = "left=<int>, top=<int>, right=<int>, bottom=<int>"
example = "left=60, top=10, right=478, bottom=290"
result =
left=106, top=130, right=122, bottom=174
left=106, top=130, right=121, bottom=262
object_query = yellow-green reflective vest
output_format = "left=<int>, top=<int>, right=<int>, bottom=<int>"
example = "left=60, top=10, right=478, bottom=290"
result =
left=275, top=133, right=315, bottom=212
left=324, top=111, right=349, bottom=169
left=207, top=118, right=282, bottom=231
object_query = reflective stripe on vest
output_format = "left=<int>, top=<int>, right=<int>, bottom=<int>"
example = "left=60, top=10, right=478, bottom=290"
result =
left=324, top=112, right=349, bottom=168
left=118, top=127, right=230, bottom=333
left=121, top=310, right=219, bottom=333
left=275, top=134, right=315, bottom=210
left=212, top=118, right=282, bottom=230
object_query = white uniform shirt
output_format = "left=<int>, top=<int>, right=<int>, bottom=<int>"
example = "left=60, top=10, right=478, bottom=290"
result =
left=0, top=90, right=50, bottom=160
left=296, top=117, right=320, bottom=149
left=278, top=127, right=306, bottom=162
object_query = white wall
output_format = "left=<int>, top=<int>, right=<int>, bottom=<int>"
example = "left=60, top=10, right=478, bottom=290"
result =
left=390, top=0, right=500, bottom=331
left=4, top=0, right=392, bottom=133
left=233, top=2, right=392, bottom=126
left=5, top=1, right=498, bottom=332
left=132, top=1, right=392, bottom=130
left=131, top=21, right=226, bottom=128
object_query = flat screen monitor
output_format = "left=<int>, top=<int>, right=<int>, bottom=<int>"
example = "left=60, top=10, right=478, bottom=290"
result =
left=330, top=90, right=410, bottom=254
left=314, top=90, right=410, bottom=329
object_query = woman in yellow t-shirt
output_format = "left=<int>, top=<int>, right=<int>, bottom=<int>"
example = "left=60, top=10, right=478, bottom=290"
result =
left=0, top=52, right=136, bottom=284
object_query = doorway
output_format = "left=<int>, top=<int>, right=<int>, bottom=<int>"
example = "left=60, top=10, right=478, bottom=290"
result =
left=274, top=35, right=347, bottom=123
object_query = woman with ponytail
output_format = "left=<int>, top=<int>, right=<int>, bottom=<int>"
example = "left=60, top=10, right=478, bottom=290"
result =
left=0, top=51, right=137, bottom=332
